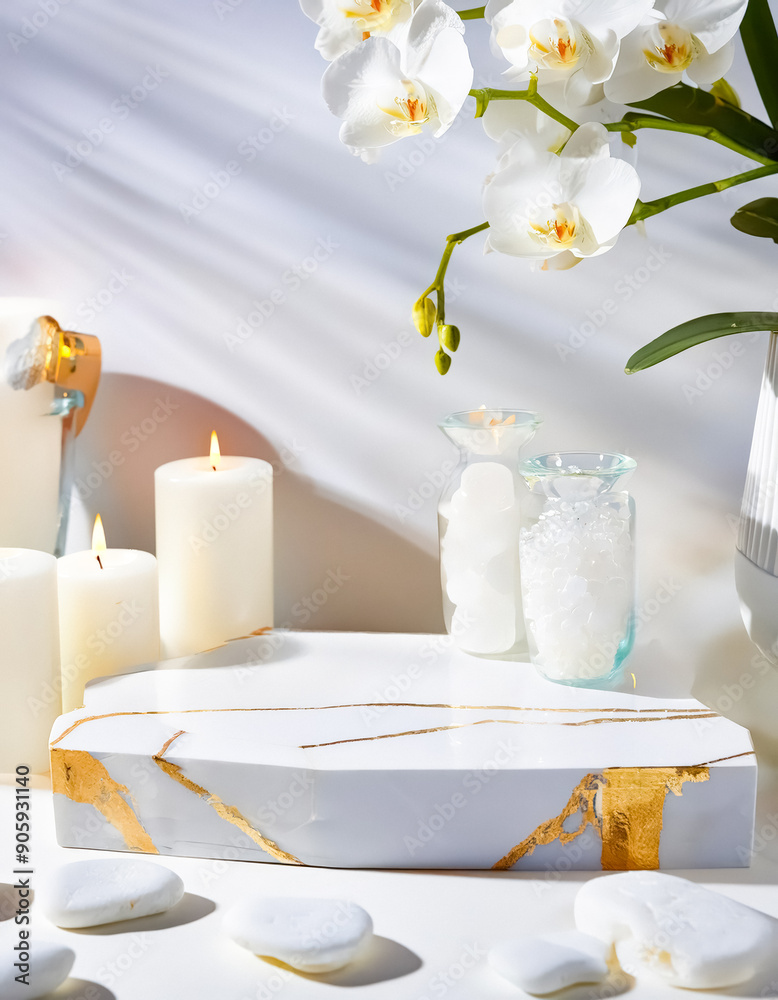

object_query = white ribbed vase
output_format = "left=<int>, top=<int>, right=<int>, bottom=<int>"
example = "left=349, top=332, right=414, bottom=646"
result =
left=736, top=331, right=778, bottom=662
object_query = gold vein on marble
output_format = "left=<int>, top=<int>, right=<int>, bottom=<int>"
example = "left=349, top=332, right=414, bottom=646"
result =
left=298, top=712, right=719, bottom=749
left=493, top=773, right=603, bottom=870
left=151, top=731, right=303, bottom=866
left=50, top=748, right=158, bottom=854
left=49, top=703, right=715, bottom=747
left=493, top=766, right=711, bottom=872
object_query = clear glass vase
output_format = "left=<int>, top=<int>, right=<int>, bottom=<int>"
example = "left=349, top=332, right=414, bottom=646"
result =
left=438, top=409, right=542, bottom=656
left=519, top=452, right=636, bottom=686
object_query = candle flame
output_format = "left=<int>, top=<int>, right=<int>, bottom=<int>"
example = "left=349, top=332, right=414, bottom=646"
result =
left=631, top=672, right=637, bottom=689
left=210, top=430, right=221, bottom=470
left=92, top=514, right=106, bottom=568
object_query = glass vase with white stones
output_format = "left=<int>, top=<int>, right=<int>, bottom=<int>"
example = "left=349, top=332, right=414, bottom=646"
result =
left=519, top=452, right=636, bottom=686
left=437, top=409, right=542, bottom=657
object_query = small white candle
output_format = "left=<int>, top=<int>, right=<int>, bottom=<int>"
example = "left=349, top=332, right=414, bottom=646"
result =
left=57, top=516, right=160, bottom=713
left=0, top=548, right=61, bottom=773
left=155, top=432, right=273, bottom=658
left=0, top=300, right=64, bottom=552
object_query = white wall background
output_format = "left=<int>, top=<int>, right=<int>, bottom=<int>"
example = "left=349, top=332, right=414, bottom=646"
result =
left=1, top=0, right=776, bottom=665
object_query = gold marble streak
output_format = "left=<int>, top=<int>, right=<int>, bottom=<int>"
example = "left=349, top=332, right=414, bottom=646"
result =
left=49, top=704, right=713, bottom=746
left=600, top=766, right=709, bottom=870
left=492, top=766, right=710, bottom=872
left=299, top=713, right=719, bottom=749
left=695, top=750, right=756, bottom=766
left=50, top=747, right=158, bottom=854
left=151, top=731, right=303, bottom=866
left=492, top=774, right=603, bottom=870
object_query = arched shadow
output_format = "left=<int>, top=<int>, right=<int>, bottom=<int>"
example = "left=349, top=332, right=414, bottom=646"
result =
left=66, top=892, right=215, bottom=935
left=262, top=935, right=422, bottom=987
left=69, top=373, right=443, bottom=633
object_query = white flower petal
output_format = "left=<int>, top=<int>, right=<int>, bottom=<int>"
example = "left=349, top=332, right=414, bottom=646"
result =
left=322, top=36, right=401, bottom=119
left=555, top=0, right=655, bottom=38
left=411, top=26, right=473, bottom=134
left=686, top=38, right=734, bottom=86
left=662, top=0, right=748, bottom=52
left=574, top=156, right=640, bottom=245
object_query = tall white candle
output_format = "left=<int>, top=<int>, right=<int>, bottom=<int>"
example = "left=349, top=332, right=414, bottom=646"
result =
left=155, top=432, right=273, bottom=658
left=57, top=516, right=160, bottom=713
left=0, top=300, right=64, bottom=552
left=0, top=548, right=61, bottom=773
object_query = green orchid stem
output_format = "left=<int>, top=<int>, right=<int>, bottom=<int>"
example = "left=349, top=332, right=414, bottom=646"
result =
left=629, top=161, right=778, bottom=224
left=607, top=115, right=777, bottom=166
left=458, top=6, right=485, bottom=19
left=469, top=86, right=579, bottom=133
left=421, top=222, right=490, bottom=326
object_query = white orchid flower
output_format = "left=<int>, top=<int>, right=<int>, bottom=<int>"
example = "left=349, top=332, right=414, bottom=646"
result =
left=485, top=0, right=655, bottom=106
left=482, top=121, right=640, bottom=261
left=300, top=0, right=418, bottom=62
left=322, top=0, right=473, bottom=162
left=605, top=0, right=749, bottom=104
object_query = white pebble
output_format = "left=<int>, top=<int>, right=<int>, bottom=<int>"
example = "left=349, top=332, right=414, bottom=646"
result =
left=0, top=936, right=74, bottom=999
left=224, top=897, right=373, bottom=973
left=489, top=931, right=609, bottom=994
left=39, top=859, right=185, bottom=928
left=575, top=872, right=775, bottom=989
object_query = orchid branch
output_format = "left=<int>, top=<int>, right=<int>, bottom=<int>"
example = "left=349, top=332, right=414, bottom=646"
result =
left=469, top=82, right=579, bottom=133
left=414, top=222, right=490, bottom=373
left=628, top=162, right=778, bottom=224
left=606, top=115, right=777, bottom=166
left=458, top=6, right=486, bottom=19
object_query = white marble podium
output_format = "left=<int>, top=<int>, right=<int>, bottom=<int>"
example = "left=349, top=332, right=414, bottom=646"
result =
left=49, top=631, right=756, bottom=870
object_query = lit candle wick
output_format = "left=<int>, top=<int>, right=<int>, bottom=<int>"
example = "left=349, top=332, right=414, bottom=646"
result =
left=92, top=513, right=107, bottom=571
left=210, top=430, right=221, bottom=472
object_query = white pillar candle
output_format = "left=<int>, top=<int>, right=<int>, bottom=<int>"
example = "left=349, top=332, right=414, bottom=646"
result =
left=57, top=516, right=160, bottom=713
left=0, top=299, right=64, bottom=552
left=0, top=548, right=61, bottom=773
left=155, top=432, right=273, bottom=659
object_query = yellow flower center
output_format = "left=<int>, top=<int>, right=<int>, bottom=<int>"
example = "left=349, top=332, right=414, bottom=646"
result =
left=529, top=18, right=580, bottom=71
left=380, top=80, right=432, bottom=136
left=341, top=0, right=405, bottom=32
left=529, top=204, right=580, bottom=250
left=643, top=21, right=695, bottom=73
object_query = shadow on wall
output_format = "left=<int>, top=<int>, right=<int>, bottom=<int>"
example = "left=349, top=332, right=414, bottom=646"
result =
left=68, top=373, right=444, bottom=634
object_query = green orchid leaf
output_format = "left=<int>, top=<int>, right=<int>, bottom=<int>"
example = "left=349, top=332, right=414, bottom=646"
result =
left=709, top=78, right=740, bottom=108
left=731, top=197, right=778, bottom=242
left=626, top=311, right=778, bottom=372
left=627, top=83, right=778, bottom=162
left=740, top=0, right=778, bottom=130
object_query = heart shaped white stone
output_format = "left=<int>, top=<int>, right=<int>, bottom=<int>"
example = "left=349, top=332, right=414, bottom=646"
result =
left=39, top=859, right=185, bottom=928
left=575, top=871, right=775, bottom=989
left=224, top=897, right=373, bottom=973
left=0, top=936, right=74, bottom=999
left=489, top=930, right=610, bottom=994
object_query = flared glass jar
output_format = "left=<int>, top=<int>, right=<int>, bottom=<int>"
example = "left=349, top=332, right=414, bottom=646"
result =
left=519, top=452, right=636, bottom=686
left=438, top=409, right=542, bottom=656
